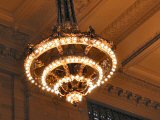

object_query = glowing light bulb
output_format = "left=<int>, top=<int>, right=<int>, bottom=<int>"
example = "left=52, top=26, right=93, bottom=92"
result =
left=31, top=80, right=35, bottom=83
left=107, top=75, right=111, bottom=78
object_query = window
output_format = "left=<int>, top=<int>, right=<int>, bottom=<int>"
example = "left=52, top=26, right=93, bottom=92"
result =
left=88, top=101, right=146, bottom=120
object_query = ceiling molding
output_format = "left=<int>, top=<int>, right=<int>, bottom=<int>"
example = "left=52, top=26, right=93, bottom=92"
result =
left=101, top=0, right=160, bottom=44
left=33, top=0, right=103, bottom=41
left=122, top=34, right=160, bottom=67
left=14, top=0, right=44, bottom=22
left=125, top=66, right=160, bottom=86
left=14, top=0, right=48, bottom=35
left=0, top=43, right=23, bottom=60
left=0, top=43, right=23, bottom=75
left=78, top=0, right=103, bottom=23
left=114, top=72, right=160, bottom=94
left=0, top=8, right=14, bottom=25
left=0, top=24, right=30, bottom=47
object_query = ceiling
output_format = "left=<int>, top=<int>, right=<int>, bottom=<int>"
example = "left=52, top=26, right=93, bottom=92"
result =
left=0, top=0, right=160, bottom=93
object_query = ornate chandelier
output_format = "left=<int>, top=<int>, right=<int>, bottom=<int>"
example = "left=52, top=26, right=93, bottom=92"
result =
left=24, top=0, right=117, bottom=105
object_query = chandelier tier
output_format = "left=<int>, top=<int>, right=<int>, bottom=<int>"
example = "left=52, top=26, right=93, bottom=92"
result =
left=24, top=0, right=117, bottom=104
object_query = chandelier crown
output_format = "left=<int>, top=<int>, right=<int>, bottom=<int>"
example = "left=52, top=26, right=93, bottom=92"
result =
left=24, top=0, right=117, bottom=105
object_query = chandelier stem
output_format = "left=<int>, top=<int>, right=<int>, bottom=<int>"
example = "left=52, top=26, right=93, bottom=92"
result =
left=64, top=0, right=71, bottom=22
left=57, top=0, right=77, bottom=25
left=57, top=0, right=63, bottom=24
left=70, top=0, right=77, bottom=24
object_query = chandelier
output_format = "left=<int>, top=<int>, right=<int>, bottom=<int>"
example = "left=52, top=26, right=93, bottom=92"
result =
left=24, top=0, right=117, bottom=105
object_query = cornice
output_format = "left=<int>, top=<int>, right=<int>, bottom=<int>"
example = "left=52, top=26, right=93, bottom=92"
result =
left=0, top=43, right=23, bottom=75
left=101, top=0, right=160, bottom=44
left=0, top=24, right=30, bottom=46
left=0, top=43, right=23, bottom=61
left=91, top=71, right=160, bottom=112
left=0, top=25, right=27, bottom=75
left=104, top=83, right=160, bottom=110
